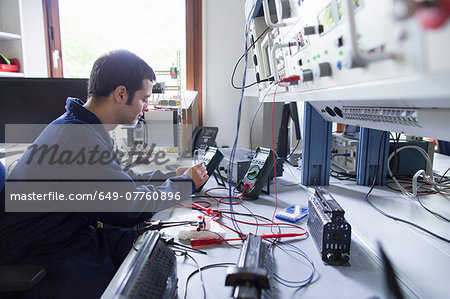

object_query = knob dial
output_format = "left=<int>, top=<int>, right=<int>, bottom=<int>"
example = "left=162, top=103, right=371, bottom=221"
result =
left=247, top=165, right=260, bottom=180
left=300, top=69, right=313, bottom=82
left=313, top=62, right=332, bottom=78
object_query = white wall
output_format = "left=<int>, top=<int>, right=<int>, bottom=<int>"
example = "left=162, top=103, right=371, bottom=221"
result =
left=21, top=0, right=48, bottom=77
left=203, top=0, right=259, bottom=148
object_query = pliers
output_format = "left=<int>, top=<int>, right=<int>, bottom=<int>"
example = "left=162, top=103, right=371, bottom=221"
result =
left=138, top=220, right=198, bottom=235
left=162, top=237, right=207, bottom=255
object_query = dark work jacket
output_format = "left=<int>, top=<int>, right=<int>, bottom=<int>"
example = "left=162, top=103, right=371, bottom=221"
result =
left=0, top=98, right=193, bottom=298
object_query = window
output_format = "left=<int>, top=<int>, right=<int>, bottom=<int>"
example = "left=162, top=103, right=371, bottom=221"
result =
left=58, top=0, right=186, bottom=87
left=44, top=0, right=202, bottom=124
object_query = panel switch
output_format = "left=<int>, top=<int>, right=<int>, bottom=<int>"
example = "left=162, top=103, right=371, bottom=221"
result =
left=303, top=25, right=323, bottom=36
left=313, top=62, right=332, bottom=78
left=300, top=69, right=314, bottom=82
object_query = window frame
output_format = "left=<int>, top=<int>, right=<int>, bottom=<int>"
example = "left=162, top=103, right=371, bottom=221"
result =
left=42, top=0, right=63, bottom=78
left=43, top=0, right=203, bottom=125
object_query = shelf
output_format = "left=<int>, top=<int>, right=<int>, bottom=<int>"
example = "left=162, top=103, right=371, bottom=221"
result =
left=0, top=31, right=21, bottom=41
left=0, top=71, right=24, bottom=77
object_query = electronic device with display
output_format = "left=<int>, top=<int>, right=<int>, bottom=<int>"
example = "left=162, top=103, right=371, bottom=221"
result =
left=196, top=146, right=224, bottom=192
left=191, top=126, right=218, bottom=155
left=237, top=147, right=276, bottom=199
left=248, top=0, right=450, bottom=140
left=0, top=78, right=88, bottom=143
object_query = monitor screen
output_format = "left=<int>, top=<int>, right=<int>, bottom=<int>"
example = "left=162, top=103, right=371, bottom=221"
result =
left=277, top=101, right=302, bottom=159
left=0, top=77, right=88, bottom=143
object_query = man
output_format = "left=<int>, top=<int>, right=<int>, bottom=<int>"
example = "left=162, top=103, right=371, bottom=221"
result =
left=0, top=50, right=208, bottom=298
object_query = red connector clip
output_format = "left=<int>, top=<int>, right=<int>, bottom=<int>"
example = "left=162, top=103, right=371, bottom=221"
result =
left=192, top=202, right=212, bottom=215
left=280, top=75, right=300, bottom=83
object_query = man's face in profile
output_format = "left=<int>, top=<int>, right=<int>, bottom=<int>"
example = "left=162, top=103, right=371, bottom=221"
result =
left=122, top=79, right=153, bottom=126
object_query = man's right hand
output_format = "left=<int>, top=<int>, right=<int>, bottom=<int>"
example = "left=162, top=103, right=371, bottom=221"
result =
left=183, top=163, right=209, bottom=190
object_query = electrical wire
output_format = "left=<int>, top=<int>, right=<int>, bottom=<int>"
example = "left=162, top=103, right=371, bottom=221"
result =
left=270, top=82, right=281, bottom=235
left=416, top=195, right=450, bottom=222
left=202, top=230, right=241, bottom=250
left=216, top=210, right=282, bottom=235
left=330, top=165, right=356, bottom=181
left=438, top=166, right=450, bottom=184
left=227, top=0, right=262, bottom=238
left=277, top=162, right=301, bottom=187
left=194, top=194, right=262, bottom=237
left=367, top=195, right=450, bottom=243
left=181, top=252, right=207, bottom=299
left=387, top=145, right=436, bottom=198
left=231, top=27, right=271, bottom=89
left=384, top=178, right=450, bottom=220
left=249, top=83, right=277, bottom=156
left=236, top=201, right=260, bottom=235
left=183, top=262, right=235, bottom=299
left=389, top=133, right=401, bottom=179
left=190, top=188, right=308, bottom=237
left=270, top=241, right=315, bottom=288
left=205, top=187, right=243, bottom=205
left=132, top=237, right=139, bottom=251
left=218, top=208, right=307, bottom=236
left=365, top=132, right=450, bottom=243
left=385, top=141, right=450, bottom=220
left=286, top=139, right=301, bottom=160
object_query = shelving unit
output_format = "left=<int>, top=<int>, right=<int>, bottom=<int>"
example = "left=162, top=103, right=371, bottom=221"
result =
left=0, top=31, right=21, bottom=40
left=0, top=0, right=25, bottom=77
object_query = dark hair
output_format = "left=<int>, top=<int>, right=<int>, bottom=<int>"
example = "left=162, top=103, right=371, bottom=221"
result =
left=88, top=49, right=156, bottom=104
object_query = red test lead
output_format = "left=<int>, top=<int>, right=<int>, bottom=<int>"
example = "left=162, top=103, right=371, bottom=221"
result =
left=191, top=233, right=304, bottom=248
left=192, top=202, right=212, bottom=215
left=190, top=238, right=243, bottom=248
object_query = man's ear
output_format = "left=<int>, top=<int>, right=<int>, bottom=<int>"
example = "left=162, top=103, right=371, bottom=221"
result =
left=113, top=85, right=128, bottom=104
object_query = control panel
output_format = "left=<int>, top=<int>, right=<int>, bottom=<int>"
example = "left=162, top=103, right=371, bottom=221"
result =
left=247, top=0, right=450, bottom=140
left=251, top=0, right=450, bottom=96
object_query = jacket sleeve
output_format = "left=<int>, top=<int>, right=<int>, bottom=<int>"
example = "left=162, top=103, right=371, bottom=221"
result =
left=124, top=168, right=178, bottom=186
left=83, top=149, right=194, bottom=227
left=43, top=126, right=195, bottom=227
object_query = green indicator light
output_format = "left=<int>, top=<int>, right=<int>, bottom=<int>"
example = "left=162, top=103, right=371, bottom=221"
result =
left=307, top=59, right=310, bottom=63
left=317, top=54, right=320, bottom=58
left=339, top=51, right=343, bottom=55
left=324, top=50, right=328, bottom=55
left=313, top=56, right=316, bottom=60
left=293, top=66, right=296, bottom=70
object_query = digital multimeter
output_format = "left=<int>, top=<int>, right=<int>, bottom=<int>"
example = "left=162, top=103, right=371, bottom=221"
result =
left=238, top=147, right=276, bottom=199
left=195, top=146, right=224, bottom=192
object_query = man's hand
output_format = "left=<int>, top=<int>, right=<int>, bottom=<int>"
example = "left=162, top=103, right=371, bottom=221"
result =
left=183, top=163, right=209, bottom=189
left=175, top=166, right=189, bottom=176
